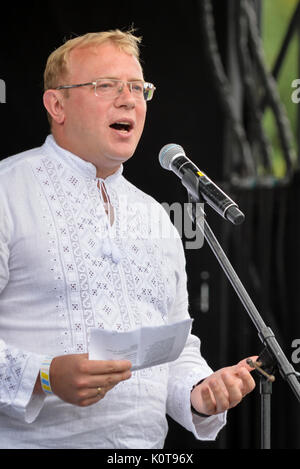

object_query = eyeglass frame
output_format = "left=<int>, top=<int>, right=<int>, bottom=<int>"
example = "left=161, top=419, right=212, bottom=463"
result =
left=52, top=78, right=156, bottom=102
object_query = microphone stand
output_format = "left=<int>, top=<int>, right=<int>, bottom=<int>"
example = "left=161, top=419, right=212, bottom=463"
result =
left=186, top=194, right=300, bottom=449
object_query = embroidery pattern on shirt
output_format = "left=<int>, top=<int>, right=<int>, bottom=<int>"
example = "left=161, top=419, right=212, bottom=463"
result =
left=108, top=183, right=176, bottom=326
left=34, top=158, right=95, bottom=353
left=0, top=340, right=28, bottom=406
left=32, top=148, right=177, bottom=356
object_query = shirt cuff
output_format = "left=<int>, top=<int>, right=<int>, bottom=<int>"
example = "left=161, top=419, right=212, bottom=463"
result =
left=11, top=354, right=47, bottom=423
left=167, top=368, right=227, bottom=441
left=187, top=370, right=227, bottom=441
left=191, top=410, right=227, bottom=441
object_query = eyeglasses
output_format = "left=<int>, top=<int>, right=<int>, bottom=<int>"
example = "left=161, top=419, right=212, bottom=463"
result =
left=54, top=78, right=156, bottom=101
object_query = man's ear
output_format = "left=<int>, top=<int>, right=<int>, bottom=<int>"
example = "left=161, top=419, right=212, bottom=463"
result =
left=43, top=90, right=66, bottom=124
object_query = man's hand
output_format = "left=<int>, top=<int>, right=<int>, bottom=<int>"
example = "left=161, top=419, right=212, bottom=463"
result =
left=41, top=354, right=132, bottom=407
left=191, top=357, right=257, bottom=416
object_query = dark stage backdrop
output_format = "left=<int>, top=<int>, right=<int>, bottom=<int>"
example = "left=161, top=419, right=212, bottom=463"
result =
left=1, top=0, right=299, bottom=449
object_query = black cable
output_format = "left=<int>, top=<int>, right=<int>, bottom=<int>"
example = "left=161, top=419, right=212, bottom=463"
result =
left=237, top=0, right=273, bottom=175
left=198, top=0, right=256, bottom=179
left=245, top=1, right=296, bottom=180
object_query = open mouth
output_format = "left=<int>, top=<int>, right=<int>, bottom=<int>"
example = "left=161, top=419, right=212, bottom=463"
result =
left=109, top=121, right=133, bottom=133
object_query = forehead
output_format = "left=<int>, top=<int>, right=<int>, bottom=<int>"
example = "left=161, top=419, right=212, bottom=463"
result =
left=67, top=42, right=144, bottom=82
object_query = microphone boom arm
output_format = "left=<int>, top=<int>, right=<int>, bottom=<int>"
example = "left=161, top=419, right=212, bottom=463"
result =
left=186, top=193, right=300, bottom=448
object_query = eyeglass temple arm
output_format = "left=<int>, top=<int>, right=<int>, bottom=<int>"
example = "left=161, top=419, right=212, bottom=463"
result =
left=55, top=82, right=94, bottom=90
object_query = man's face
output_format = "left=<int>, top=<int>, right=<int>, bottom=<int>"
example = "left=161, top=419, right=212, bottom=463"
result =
left=50, top=42, right=147, bottom=178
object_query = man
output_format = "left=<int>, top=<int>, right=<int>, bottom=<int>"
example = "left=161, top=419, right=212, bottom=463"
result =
left=0, top=29, right=255, bottom=449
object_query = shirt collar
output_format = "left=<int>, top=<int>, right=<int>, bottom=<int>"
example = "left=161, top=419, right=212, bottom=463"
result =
left=44, top=134, right=123, bottom=183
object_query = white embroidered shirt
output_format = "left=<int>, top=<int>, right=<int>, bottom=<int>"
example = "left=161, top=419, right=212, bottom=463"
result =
left=0, top=135, right=226, bottom=448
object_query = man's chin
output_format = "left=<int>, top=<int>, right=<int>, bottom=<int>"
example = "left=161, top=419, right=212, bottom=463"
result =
left=94, top=153, right=134, bottom=178
left=107, top=146, right=136, bottom=164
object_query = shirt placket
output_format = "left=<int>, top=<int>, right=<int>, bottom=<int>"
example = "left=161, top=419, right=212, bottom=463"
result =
left=96, top=179, right=137, bottom=331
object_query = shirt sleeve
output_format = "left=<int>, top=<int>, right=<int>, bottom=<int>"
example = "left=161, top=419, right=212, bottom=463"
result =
left=165, top=230, right=227, bottom=441
left=0, top=197, right=47, bottom=423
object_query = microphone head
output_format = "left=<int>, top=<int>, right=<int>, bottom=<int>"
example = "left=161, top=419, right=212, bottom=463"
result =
left=158, top=143, right=185, bottom=170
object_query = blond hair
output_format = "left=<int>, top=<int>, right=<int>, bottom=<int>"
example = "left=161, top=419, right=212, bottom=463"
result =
left=44, top=28, right=142, bottom=91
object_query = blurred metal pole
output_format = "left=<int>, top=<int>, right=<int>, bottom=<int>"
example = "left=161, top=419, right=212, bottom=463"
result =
left=223, top=0, right=244, bottom=180
left=296, top=1, right=300, bottom=168
left=260, top=378, right=272, bottom=449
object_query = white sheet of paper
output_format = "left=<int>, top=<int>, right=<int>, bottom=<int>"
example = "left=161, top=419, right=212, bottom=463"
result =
left=88, top=318, right=193, bottom=371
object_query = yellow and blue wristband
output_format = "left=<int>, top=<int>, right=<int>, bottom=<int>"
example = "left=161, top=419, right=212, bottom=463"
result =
left=40, top=357, right=53, bottom=395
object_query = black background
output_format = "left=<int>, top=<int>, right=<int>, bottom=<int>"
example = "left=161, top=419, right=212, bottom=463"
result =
left=1, top=0, right=300, bottom=449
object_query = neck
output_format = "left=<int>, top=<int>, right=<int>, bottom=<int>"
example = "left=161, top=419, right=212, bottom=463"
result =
left=51, top=132, right=122, bottom=179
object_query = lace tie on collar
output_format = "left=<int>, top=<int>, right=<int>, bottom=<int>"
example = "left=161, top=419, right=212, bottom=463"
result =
left=102, top=238, right=122, bottom=263
left=98, top=179, right=121, bottom=264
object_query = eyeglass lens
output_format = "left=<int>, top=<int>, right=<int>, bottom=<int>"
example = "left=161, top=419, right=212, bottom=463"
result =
left=94, top=79, right=154, bottom=101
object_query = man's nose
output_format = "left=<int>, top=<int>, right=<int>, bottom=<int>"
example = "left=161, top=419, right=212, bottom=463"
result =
left=115, top=82, right=136, bottom=107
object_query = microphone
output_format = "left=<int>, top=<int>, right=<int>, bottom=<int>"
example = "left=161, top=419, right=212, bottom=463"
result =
left=158, top=143, right=245, bottom=225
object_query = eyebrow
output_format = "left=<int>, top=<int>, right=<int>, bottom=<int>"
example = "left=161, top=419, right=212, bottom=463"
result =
left=94, top=76, right=145, bottom=82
